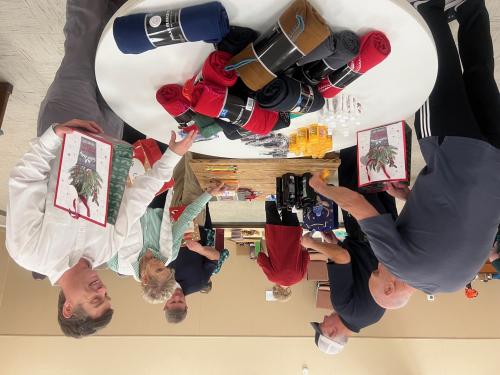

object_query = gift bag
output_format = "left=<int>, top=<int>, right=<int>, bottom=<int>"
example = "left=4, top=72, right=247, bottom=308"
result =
left=302, top=192, right=339, bottom=232
left=128, top=138, right=174, bottom=196
left=357, top=121, right=412, bottom=193
left=107, top=142, right=134, bottom=225
left=54, top=131, right=133, bottom=226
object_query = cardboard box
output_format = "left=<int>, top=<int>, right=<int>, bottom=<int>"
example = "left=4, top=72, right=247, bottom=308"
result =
left=307, top=260, right=328, bottom=281
left=316, top=284, right=333, bottom=310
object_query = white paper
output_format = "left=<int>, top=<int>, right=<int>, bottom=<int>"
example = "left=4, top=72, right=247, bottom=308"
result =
left=265, top=290, right=277, bottom=302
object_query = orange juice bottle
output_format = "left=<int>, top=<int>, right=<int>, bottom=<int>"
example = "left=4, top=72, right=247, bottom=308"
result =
left=318, top=125, right=328, bottom=142
left=309, top=124, right=319, bottom=144
left=288, top=132, right=298, bottom=155
left=297, top=127, right=309, bottom=155
left=326, top=134, right=333, bottom=151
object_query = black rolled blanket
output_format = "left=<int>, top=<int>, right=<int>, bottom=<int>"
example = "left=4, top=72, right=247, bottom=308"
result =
left=296, top=32, right=336, bottom=66
left=216, top=25, right=259, bottom=56
left=256, top=76, right=325, bottom=113
left=298, top=30, right=360, bottom=84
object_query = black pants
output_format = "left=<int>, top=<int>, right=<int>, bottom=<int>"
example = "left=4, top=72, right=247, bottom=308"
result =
left=122, top=124, right=169, bottom=208
left=338, top=146, right=398, bottom=241
left=265, top=201, right=300, bottom=227
left=413, top=0, right=500, bottom=148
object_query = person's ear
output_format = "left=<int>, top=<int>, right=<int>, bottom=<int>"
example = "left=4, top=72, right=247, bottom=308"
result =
left=62, top=300, right=74, bottom=319
left=383, top=281, right=395, bottom=296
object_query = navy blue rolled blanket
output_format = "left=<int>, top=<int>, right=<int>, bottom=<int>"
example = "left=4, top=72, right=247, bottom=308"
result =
left=113, top=1, right=230, bottom=54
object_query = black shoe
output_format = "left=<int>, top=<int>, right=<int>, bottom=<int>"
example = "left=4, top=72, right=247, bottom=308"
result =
left=407, top=0, right=432, bottom=9
left=444, top=0, right=467, bottom=22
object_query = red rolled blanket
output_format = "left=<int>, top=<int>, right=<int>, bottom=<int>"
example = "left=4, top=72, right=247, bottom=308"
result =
left=184, top=51, right=237, bottom=101
left=318, top=31, right=391, bottom=99
left=191, top=81, right=227, bottom=117
left=191, top=81, right=279, bottom=135
left=156, top=84, right=191, bottom=116
left=202, top=50, right=237, bottom=86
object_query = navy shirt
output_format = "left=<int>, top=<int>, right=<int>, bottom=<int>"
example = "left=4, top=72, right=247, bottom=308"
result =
left=169, top=226, right=217, bottom=296
left=169, top=246, right=216, bottom=296
left=328, top=238, right=385, bottom=333
left=360, top=137, right=500, bottom=293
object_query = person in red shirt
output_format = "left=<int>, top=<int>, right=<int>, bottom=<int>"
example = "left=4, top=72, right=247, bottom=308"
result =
left=257, top=201, right=310, bottom=301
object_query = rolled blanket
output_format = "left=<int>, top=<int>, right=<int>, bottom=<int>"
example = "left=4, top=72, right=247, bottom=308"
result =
left=113, top=1, right=229, bottom=54
left=298, top=31, right=360, bottom=85
left=272, top=112, right=291, bottom=132
left=220, top=122, right=253, bottom=140
left=296, top=32, right=336, bottom=66
left=217, top=25, right=259, bottom=55
left=190, top=82, right=227, bottom=118
left=191, top=81, right=280, bottom=135
left=202, top=51, right=237, bottom=87
left=156, top=84, right=197, bottom=127
left=256, top=76, right=325, bottom=113
left=192, top=113, right=224, bottom=138
left=228, top=0, right=330, bottom=91
left=318, top=31, right=391, bottom=99
left=183, top=51, right=237, bottom=101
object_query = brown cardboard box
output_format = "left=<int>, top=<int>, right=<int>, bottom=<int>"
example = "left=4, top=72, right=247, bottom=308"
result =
left=307, top=260, right=328, bottom=281
left=316, top=285, right=333, bottom=310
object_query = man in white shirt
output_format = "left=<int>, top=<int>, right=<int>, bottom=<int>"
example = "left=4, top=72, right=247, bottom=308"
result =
left=6, top=0, right=198, bottom=338
left=7, top=119, right=195, bottom=338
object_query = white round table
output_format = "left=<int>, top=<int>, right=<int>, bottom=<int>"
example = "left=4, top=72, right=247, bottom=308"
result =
left=96, top=0, right=437, bottom=158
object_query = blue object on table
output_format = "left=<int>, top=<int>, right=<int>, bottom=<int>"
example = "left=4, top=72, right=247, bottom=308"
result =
left=302, top=193, right=339, bottom=232
left=181, top=1, right=229, bottom=43
left=113, top=1, right=229, bottom=54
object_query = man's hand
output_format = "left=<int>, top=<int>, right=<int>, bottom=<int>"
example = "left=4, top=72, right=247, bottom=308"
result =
left=54, top=119, right=103, bottom=139
left=309, top=171, right=328, bottom=195
left=309, top=175, right=379, bottom=222
left=206, top=179, right=226, bottom=196
left=301, top=233, right=350, bottom=264
left=386, top=182, right=411, bottom=201
left=320, top=231, right=339, bottom=244
left=301, top=233, right=315, bottom=249
left=168, top=130, right=198, bottom=156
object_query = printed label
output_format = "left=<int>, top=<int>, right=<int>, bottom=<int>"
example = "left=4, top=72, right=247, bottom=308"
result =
left=145, top=9, right=187, bottom=47
left=327, top=64, right=363, bottom=89
left=302, top=60, right=334, bottom=83
left=174, top=108, right=196, bottom=128
left=218, top=95, right=255, bottom=127
left=254, top=24, right=303, bottom=73
left=291, top=84, right=314, bottom=113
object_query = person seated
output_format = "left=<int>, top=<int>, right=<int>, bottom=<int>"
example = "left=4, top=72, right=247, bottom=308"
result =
left=310, top=0, right=500, bottom=309
left=163, top=203, right=229, bottom=323
left=304, top=146, right=397, bottom=355
left=164, top=240, right=229, bottom=323
left=107, top=182, right=226, bottom=304
left=257, top=201, right=310, bottom=302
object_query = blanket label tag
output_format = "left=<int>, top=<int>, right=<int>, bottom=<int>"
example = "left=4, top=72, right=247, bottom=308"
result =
left=146, top=9, right=187, bottom=47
